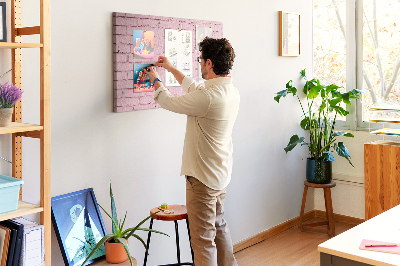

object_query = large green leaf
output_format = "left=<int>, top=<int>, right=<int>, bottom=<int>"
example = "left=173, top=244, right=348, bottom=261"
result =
left=349, top=89, right=362, bottom=99
left=335, top=142, right=354, bottom=167
left=325, top=84, right=339, bottom=94
left=274, top=89, right=288, bottom=103
left=308, top=85, right=321, bottom=99
left=328, top=97, right=342, bottom=108
left=300, top=117, right=310, bottom=130
left=321, top=151, right=335, bottom=162
left=81, top=234, right=115, bottom=266
left=284, top=135, right=305, bottom=153
left=110, top=182, right=118, bottom=234
left=303, top=80, right=317, bottom=94
left=331, top=106, right=349, bottom=116
left=341, top=92, right=351, bottom=105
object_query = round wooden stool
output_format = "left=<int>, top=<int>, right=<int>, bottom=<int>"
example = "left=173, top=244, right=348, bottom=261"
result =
left=298, top=181, right=336, bottom=237
left=143, top=205, right=194, bottom=266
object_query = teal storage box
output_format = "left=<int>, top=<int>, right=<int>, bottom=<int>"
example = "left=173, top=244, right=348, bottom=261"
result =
left=0, top=175, right=24, bottom=214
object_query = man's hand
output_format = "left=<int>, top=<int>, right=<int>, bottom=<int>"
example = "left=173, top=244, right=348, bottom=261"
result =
left=155, top=56, right=175, bottom=72
left=143, top=66, right=160, bottom=83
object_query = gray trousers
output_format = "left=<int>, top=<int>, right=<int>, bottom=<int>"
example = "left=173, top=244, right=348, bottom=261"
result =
left=186, top=176, right=238, bottom=266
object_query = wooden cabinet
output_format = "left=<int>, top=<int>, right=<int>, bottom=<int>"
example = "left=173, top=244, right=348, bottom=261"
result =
left=364, top=140, right=400, bottom=220
left=0, top=0, right=51, bottom=265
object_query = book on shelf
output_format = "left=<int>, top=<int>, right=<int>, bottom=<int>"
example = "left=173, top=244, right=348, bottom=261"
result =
left=0, top=222, right=16, bottom=266
left=0, top=225, right=11, bottom=266
left=0, top=220, right=23, bottom=266
left=11, top=217, right=44, bottom=266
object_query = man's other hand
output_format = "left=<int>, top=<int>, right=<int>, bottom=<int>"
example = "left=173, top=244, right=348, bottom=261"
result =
left=155, top=56, right=175, bottom=72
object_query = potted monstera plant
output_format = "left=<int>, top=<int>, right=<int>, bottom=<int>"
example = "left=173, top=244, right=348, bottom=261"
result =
left=82, top=183, right=168, bottom=266
left=274, top=69, right=362, bottom=184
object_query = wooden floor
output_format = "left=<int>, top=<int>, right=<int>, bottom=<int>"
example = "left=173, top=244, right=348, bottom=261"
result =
left=234, top=217, right=354, bottom=266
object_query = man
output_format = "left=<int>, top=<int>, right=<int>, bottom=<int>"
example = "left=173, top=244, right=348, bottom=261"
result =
left=144, top=37, right=239, bottom=266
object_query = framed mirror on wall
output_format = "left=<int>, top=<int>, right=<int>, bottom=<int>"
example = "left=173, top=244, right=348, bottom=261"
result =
left=279, top=11, right=300, bottom=56
left=0, top=2, right=6, bottom=42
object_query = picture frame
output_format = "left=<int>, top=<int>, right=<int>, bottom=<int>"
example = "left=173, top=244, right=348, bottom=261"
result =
left=51, top=188, right=107, bottom=266
left=0, top=2, right=6, bottom=42
left=279, top=11, right=300, bottom=56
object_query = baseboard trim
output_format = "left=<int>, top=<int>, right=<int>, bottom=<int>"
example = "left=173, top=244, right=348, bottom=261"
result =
left=314, top=210, right=364, bottom=226
left=233, top=210, right=365, bottom=253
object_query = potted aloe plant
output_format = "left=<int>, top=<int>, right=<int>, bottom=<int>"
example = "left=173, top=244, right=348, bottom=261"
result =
left=0, top=82, right=23, bottom=127
left=82, top=183, right=168, bottom=266
left=274, top=69, right=362, bottom=183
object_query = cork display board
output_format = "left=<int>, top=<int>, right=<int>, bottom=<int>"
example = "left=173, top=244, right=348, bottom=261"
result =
left=113, top=13, right=223, bottom=112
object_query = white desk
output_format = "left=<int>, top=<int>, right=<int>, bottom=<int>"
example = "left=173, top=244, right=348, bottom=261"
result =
left=318, top=205, right=400, bottom=266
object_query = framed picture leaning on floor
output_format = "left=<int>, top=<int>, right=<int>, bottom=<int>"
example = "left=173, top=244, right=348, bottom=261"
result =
left=51, top=188, right=107, bottom=266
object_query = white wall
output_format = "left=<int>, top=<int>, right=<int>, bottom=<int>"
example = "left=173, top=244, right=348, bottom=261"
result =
left=0, top=0, right=315, bottom=265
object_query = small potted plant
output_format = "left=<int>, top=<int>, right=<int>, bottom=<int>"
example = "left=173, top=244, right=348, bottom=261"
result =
left=0, top=82, right=23, bottom=127
left=274, top=69, right=362, bottom=183
left=82, top=183, right=168, bottom=266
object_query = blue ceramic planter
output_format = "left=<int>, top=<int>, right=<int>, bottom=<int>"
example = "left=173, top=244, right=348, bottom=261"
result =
left=306, top=158, right=332, bottom=184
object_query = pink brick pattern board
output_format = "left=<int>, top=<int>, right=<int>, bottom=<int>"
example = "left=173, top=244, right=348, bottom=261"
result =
left=113, top=12, right=223, bottom=112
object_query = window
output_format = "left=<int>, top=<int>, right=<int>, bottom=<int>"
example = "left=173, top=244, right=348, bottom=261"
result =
left=313, top=0, right=400, bottom=130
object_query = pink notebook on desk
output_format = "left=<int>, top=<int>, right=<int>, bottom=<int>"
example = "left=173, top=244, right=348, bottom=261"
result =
left=359, top=239, right=400, bottom=255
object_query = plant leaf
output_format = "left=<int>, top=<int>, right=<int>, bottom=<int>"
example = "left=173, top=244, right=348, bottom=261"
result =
left=332, top=131, right=345, bottom=137
left=274, top=89, right=288, bottom=103
left=321, top=151, right=335, bottom=162
left=136, top=227, right=170, bottom=236
left=307, top=85, right=320, bottom=99
left=120, top=211, right=127, bottom=232
left=110, top=182, right=118, bottom=235
left=122, top=211, right=160, bottom=239
left=343, top=133, right=354, bottom=137
left=131, top=234, right=148, bottom=250
left=300, top=69, right=306, bottom=79
left=335, top=142, right=354, bottom=167
left=328, top=97, right=342, bottom=108
left=325, top=84, right=339, bottom=94
left=98, top=204, right=119, bottom=236
left=284, top=135, right=305, bottom=153
left=341, top=92, right=351, bottom=105
left=114, top=238, right=133, bottom=266
left=81, top=234, right=114, bottom=266
left=300, top=117, right=310, bottom=130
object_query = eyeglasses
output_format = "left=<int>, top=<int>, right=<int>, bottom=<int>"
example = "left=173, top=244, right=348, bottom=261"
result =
left=197, top=56, right=203, bottom=63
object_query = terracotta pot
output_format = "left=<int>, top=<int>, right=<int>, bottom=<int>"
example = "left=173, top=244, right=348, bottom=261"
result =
left=105, top=238, right=128, bottom=264
left=0, top=108, right=13, bottom=127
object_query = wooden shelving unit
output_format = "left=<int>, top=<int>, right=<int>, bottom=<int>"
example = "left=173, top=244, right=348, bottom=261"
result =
left=0, top=42, right=43, bottom=48
left=0, top=0, right=51, bottom=265
left=0, top=201, right=43, bottom=221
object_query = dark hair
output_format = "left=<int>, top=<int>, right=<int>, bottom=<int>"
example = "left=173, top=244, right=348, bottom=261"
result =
left=199, top=37, right=235, bottom=75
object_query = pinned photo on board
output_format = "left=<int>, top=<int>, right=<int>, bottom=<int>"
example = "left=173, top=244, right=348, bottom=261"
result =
left=195, top=26, right=212, bottom=51
left=133, top=30, right=155, bottom=59
left=133, top=64, right=154, bottom=93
